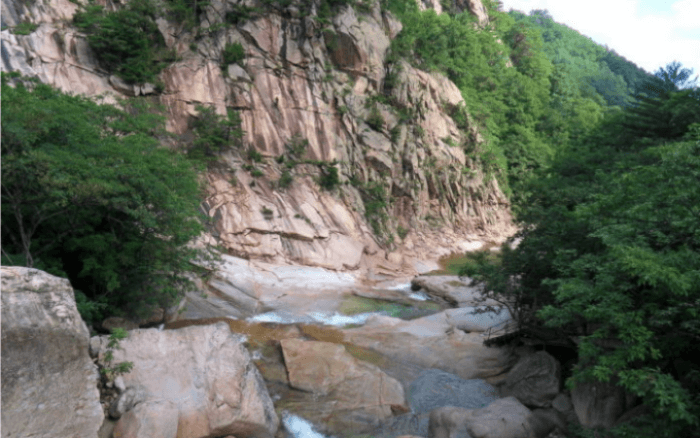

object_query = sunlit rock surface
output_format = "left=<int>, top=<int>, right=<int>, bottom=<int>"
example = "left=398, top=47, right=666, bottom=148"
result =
left=1, top=266, right=103, bottom=438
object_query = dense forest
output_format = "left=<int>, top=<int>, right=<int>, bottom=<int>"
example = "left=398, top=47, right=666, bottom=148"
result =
left=2, top=1, right=700, bottom=436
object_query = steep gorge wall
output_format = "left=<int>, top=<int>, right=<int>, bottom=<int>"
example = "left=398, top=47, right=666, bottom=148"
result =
left=1, top=0, right=515, bottom=274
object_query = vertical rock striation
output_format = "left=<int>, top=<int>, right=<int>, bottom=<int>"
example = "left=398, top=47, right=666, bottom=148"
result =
left=1, top=0, right=514, bottom=271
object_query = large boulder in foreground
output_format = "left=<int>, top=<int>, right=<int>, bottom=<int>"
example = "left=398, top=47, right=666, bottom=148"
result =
left=97, top=322, right=279, bottom=438
left=1, top=266, right=103, bottom=438
left=281, top=338, right=407, bottom=429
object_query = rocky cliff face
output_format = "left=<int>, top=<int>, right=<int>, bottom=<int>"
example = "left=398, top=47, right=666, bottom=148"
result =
left=1, top=0, right=515, bottom=274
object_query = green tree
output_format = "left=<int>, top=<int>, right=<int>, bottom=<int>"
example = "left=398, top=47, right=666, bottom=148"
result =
left=1, top=76, right=205, bottom=320
left=73, top=0, right=170, bottom=84
left=461, top=64, right=700, bottom=435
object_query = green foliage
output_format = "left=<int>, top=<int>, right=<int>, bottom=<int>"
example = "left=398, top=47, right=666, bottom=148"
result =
left=12, top=21, right=38, bottom=35
left=187, top=105, right=244, bottom=164
left=318, top=163, right=340, bottom=190
left=366, top=105, right=385, bottom=131
left=222, top=42, right=245, bottom=66
left=75, top=290, right=108, bottom=327
left=260, top=206, right=274, bottom=219
left=397, top=225, right=409, bottom=240
left=246, top=146, right=263, bottom=163
left=285, top=134, right=309, bottom=161
left=101, top=328, right=135, bottom=383
left=225, top=4, right=261, bottom=25
left=74, top=0, right=168, bottom=84
left=510, top=9, right=654, bottom=109
left=386, top=4, right=556, bottom=196
left=278, top=170, right=293, bottom=189
left=1, top=76, right=205, bottom=319
left=353, top=180, right=389, bottom=237
left=165, top=0, right=210, bottom=29
left=462, top=64, right=700, bottom=434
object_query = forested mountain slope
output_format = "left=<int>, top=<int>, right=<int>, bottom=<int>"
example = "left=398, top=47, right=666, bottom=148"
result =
left=463, top=59, right=700, bottom=438
left=510, top=9, right=652, bottom=108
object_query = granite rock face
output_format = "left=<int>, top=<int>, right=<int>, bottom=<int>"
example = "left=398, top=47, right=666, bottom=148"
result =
left=1, top=0, right=514, bottom=273
left=1, top=266, right=104, bottom=438
left=96, top=322, right=279, bottom=438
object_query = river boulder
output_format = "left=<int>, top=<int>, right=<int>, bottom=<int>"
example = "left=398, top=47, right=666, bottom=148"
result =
left=1, top=266, right=103, bottom=438
left=499, top=351, right=561, bottom=408
left=95, top=322, right=279, bottom=438
left=281, top=338, right=407, bottom=430
left=428, top=397, right=558, bottom=438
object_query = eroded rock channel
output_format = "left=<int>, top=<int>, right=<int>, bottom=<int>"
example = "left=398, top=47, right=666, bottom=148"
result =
left=3, top=262, right=584, bottom=438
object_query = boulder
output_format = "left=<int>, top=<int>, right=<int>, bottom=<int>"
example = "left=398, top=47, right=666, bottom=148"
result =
left=409, top=369, right=497, bottom=414
left=428, top=397, right=553, bottom=438
left=551, top=393, right=578, bottom=426
left=109, top=385, right=149, bottom=419
left=439, top=306, right=512, bottom=332
left=1, top=266, right=103, bottom=438
left=570, top=380, right=631, bottom=429
left=281, top=339, right=407, bottom=427
left=411, top=275, right=502, bottom=308
left=530, top=408, right=567, bottom=436
left=499, top=351, right=561, bottom=408
left=428, top=406, right=472, bottom=438
left=112, top=399, right=179, bottom=438
left=368, top=411, right=431, bottom=438
left=97, top=322, right=279, bottom=438
left=343, top=314, right=514, bottom=383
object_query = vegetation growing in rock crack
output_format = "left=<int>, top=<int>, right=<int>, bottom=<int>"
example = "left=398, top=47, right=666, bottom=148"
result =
left=73, top=0, right=172, bottom=85
left=187, top=105, right=244, bottom=165
left=222, top=42, right=245, bottom=67
left=100, top=328, right=135, bottom=383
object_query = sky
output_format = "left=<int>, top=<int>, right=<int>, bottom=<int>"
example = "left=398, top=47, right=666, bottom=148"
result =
left=499, top=0, right=700, bottom=79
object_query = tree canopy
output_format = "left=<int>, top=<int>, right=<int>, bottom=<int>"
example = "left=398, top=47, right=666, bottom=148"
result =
left=1, top=75, right=205, bottom=324
left=461, top=63, right=700, bottom=437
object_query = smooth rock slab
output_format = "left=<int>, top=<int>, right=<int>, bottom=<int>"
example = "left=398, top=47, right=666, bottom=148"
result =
left=281, top=339, right=407, bottom=425
left=1, top=266, right=103, bottom=438
left=97, top=322, right=279, bottom=438
left=343, top=314, right=514, bottom=383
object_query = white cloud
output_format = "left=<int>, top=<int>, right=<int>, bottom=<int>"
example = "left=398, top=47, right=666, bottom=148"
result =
left=499, top=0, right=700, bottom=76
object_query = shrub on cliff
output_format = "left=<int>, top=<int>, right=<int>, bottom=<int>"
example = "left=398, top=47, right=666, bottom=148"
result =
left=1, top=76, right=205, bottom=321
left=74, top=0, right=171, bottom=84
left=187, top=105, right=244, bottom=164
